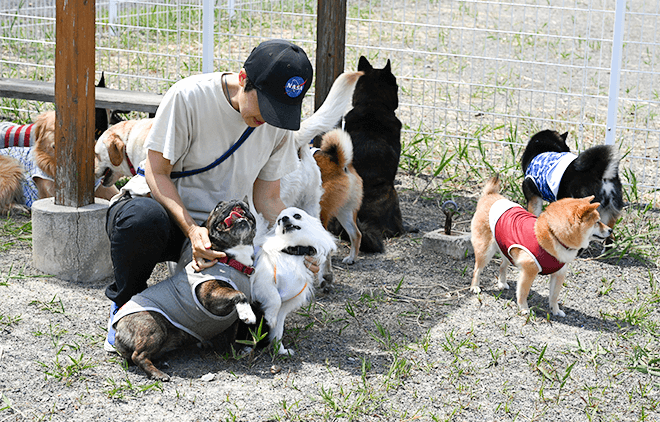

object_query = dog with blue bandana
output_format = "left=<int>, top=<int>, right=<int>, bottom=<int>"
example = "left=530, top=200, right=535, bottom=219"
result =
left=521, top=129, right=623, bottom=230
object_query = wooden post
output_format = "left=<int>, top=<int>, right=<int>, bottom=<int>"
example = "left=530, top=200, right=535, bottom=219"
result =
left=315, top=0, right=347, bottom=111
left=55, top=0, right=96, bottom=207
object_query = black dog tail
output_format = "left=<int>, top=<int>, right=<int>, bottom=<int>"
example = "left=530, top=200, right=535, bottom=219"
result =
left=356, top=219, right=385, bottom=253
left=328, top=217, right=385, bottom=253
left=573, top=145, right=620, bottom=179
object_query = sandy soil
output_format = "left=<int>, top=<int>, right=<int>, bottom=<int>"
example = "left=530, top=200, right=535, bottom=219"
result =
left=1, top=174, right=659, bottom=421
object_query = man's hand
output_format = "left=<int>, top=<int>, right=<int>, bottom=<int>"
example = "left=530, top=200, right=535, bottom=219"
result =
left=187, top=225, right=226, bottom=271
left=304, top=255, right=320, bottom=274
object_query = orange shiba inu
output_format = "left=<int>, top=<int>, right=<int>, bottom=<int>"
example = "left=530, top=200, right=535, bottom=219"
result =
left=469, top=175, right=612, bottom=316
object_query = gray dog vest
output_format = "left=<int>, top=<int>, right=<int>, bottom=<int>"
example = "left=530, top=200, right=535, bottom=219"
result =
left=113, top=262, right=251, bottom=342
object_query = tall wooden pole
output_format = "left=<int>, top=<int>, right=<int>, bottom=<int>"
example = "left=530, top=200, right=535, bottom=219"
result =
left=55, top=0, right=96, bottom=207
left=315, top=0, right=347, bottom=111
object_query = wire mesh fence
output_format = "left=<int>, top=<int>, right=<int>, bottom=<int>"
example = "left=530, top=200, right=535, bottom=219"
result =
left=1, top=0, right=659, bottom=203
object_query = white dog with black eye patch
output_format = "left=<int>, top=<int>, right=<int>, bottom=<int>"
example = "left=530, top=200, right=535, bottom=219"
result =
left=251, top=207, right=337, bottom=355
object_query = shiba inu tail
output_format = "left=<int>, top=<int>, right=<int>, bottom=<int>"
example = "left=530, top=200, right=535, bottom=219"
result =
left=294, top=71, right=363, bottom=148
left=482, top=174, right=501, bottom=196
left=318, top=129, right=354, bottom=170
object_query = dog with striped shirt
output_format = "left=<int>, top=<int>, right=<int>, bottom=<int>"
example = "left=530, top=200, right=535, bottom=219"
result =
left=0, top=112, right=58, bottom=213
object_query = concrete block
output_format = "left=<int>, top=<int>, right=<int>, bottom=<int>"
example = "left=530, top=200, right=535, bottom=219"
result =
left=32, top=197, right=112, bottom=282
left=423, top=229, right=473, bottom=260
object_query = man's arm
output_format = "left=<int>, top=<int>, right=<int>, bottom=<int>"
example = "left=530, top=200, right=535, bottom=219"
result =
left=253, top=177, right=286, bottom=226
left=145, top=149, right=225, bottom=270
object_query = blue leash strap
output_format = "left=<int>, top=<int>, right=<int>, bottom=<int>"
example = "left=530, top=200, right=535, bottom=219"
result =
left=136, top=126, right=255, bottom=179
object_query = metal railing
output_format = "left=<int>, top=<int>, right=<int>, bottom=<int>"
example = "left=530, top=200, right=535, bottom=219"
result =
left=1, top=0, right=659, bottom=203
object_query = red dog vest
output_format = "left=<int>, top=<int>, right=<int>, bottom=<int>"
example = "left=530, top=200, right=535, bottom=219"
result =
left=489, top=199, right=564, bottom=275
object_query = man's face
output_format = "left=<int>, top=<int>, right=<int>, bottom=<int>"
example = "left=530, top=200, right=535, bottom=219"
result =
left=239, top=88, right=266, bottom=127
left=238, top=70, right=266, bottom=127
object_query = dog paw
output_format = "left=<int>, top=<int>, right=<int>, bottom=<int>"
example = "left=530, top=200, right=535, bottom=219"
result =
left=146, top=369, right=170, bottom=382
left=553, top=309, right=566, bottom=318
left=322, top=271, right=334, bottom=285
left=236, top=302, right=256, bottom=324
left=278, top=347, right=295, bottom=356
left=155, top=373, right=171, bottom=382
left=342, top=256, right=355, bottom=265
left=469, top=285, right=481, bottom=294
left=238, top=346, right=253, bottom=357
left=496, top=281, right=509, bottom=290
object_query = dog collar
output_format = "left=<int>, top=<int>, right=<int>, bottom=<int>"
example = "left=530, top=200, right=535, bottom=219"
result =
left=548, top=227, right=575, bottom=251
left=281, top=245, right=317, bottom=256
left=557, top=240, right=575, bottom=251
left=125, top=152, right=137, bottom=176
left=218, top=256, right=254, bottom=275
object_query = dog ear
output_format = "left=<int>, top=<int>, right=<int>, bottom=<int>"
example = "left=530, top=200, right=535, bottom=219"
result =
left=583, top=195, right=596, bottom=203
left=357, top=56, right=372, bottom=72
left=97, top=71, right=106, bottom=88
left=384, top=59, right=392, bottom=72
left=579, top=202, right=601, bottom=220
left=560, top=131, right=568, bottom=142
left=107, top=133, right=126, bottom=167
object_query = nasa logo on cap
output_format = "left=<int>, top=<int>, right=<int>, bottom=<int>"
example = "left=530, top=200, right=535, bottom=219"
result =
left=285, top=76, right=306, bottom=98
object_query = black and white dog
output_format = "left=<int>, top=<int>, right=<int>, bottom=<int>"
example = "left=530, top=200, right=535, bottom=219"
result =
left=250, top=207, right=336, bottom=355
left=112, top=200, right=257, bottom=381
left=521, top=129, right=623, bottom=230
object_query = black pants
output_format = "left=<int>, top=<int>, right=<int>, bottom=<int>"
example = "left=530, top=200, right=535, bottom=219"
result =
left=104, top=196, right=186, bottom=307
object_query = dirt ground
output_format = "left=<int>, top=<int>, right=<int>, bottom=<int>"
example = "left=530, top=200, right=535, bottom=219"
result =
left=1, top=174, right=659, bottom=421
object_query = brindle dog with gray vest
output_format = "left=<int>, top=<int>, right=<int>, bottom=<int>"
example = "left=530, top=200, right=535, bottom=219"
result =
left=112, top=200, right=257, bottom=381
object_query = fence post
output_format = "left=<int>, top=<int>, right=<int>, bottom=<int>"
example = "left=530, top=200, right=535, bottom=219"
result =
left=605, top=0, right=627, bottom=146
left=109, top=0, right=118, bottom=33
left=32, top=0, right=113, bottom=283
left=202, top=0, right=214, bottom=73
left=315, top=0, right=347, bottom=111
left=54, top=0, right=95, bottom=207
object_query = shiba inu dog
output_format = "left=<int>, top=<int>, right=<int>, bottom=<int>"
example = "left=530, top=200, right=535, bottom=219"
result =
left=339, top=56, right=405, bottom=253
left=470, top=175, right=612, bottom=316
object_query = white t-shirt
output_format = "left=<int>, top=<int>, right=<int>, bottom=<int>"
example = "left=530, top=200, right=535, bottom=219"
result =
left=118, top=72, right=297, bottom=224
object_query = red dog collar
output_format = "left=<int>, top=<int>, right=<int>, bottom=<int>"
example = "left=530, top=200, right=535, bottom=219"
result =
left=125, top=152, right=137, bottom=176
left=218, top=256, right=254, bottom=275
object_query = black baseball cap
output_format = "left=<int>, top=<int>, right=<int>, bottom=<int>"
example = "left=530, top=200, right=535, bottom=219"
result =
left=244, top=39, right=313, bottom=131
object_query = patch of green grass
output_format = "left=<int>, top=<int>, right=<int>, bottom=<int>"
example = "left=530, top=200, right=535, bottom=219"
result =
left=33, top=321, right=67, bottom=348
left=0, top=314, right=22, bottom=326
left=29, top=295, right=66, bottom=314
left=601, top=273, right=660, bottom=337
left=1, top=263, right=52, bottom=281
left=37, top=341, right=96, bottom=386
left=598, top=202, right=660, bottom=264
left=104, top=366, right=164, bottom=399
left=0, top=218, right=32, bottom=252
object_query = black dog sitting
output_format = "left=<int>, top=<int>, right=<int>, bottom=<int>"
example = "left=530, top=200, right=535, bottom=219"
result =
left=112, top=200, right=257, bottom=381
left=332, top=56, right=405, bottom=253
